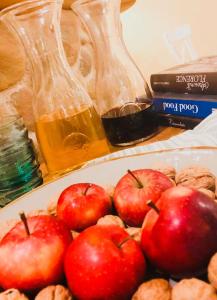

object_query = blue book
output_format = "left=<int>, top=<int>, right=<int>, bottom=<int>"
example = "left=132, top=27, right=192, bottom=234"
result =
left=158, top=113, right=202, bottom=129
left=153, top=92, right=217, bottom=119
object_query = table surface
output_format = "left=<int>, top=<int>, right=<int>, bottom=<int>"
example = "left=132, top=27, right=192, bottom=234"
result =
left=114, top=126, right=185, bottom=149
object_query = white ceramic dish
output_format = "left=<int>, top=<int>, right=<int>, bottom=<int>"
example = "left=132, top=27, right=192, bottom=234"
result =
left=1, top=147, right=217, bottom=221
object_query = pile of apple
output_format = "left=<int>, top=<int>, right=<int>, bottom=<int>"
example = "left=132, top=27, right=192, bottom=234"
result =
left=1, top=168, right=217, bottom=299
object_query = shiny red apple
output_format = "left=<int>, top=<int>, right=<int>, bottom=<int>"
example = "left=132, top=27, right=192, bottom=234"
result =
left=57, top=183, right=112, bottom=231
left=141, top=186, right=217, bottom=278
left=64, top=225, right=146, bottom=300
left=113, top=169, right=173, bottom=226
left=0, top=214, right=72, bottom=292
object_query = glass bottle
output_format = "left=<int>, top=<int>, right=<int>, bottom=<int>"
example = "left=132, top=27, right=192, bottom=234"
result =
left=0, top=0, right=110, bottom=176
left=72, top=0, right=159, bottom=146
left=61, top=9, right=97, bottom=102
left=0, top=97, right=43, bottom=207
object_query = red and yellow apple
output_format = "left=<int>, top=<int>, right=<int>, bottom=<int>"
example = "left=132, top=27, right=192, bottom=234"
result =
left=64, top=225, right=146, bottom=300
left=57, top=183, right=112, bottom=231
left=141, top=186, right=217, bottom=278
left=114, top=169, right=173, bottom=226
left=0, top=215, right=72, bottom=292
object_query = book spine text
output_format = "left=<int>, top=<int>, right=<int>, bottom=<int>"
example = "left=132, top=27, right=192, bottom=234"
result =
left=151, top=73, right=217, bottom=94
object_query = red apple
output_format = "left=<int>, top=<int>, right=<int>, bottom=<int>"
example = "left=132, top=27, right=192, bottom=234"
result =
left=113, top=169, right=173, bottom=227
left=57, top=183, right=112, bottom=231
left=64, top=225, right=146, bottom=300
left=0, top=214, right=72, bottom=292
left=141, top=186, right=217, bottom=278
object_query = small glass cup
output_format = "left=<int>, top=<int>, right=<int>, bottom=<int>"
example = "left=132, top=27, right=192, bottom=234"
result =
left=0, top=115, right=43, bottom=207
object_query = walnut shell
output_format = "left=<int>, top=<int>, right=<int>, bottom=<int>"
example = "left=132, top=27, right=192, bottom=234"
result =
left=155, top=166, right=176, bottom=181
left=35, top=285, right=73, bottom=300
left=105, top=185, right=115, bottom=197
left=71, top=230, right=80, bottom=239
left=97, top=215, right=125, bottom=228
left=171, top=278, right=217, bottom=300
left=132, top=279, right=171, bottom=300
left=47, top=199, right=58, bottom=216
left=0, top=289, right=28, bottom=300
left=27, top=210, right=49, bottom=217
left=175, top=166, right=216, bottom=191
left=208, top=253, right=217, bottom=289
left=125, top=227, right=141, bottom=243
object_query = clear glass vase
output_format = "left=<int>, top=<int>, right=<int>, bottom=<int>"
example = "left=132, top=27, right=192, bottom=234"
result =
left=0, top=98, right=43, bottom=207
left=72, top=0, right=159, bottom=146
left=0, top=0, right=110, bottom=176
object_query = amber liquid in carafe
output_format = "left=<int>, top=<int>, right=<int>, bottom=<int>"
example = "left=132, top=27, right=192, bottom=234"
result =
left=36, top=106, right=110, bottom=174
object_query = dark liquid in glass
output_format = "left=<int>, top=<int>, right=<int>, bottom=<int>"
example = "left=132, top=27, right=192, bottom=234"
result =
left=101, top=99, right=159, bottom=146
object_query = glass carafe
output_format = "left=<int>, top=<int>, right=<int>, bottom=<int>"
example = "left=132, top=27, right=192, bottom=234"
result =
left=0, top=97, right=43, bottom=207
left=62, top=9, right=96, bottom=102
left=72, top=0, right=159, bottom=146
left=0, top=0, right=110, bottom=176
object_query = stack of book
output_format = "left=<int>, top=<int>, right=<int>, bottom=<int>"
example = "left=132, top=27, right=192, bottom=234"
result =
left=150, top=55, right=217, bottom=129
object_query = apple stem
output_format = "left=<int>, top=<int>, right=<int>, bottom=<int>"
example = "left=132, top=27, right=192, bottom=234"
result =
left=84, top=184, right=92, bottom=196
left=146, top=200, right=160, bottom=214
left=118, top=236, right=132, bottom=248
left=127, top=170, right=143, bottom=188
left=19, top=211, right=30, bottom=236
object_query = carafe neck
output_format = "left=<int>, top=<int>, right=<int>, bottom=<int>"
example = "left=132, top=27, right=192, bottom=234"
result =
left=73, top=0, right=123, bottom=61
left=1, top=1, right=74, bottom=108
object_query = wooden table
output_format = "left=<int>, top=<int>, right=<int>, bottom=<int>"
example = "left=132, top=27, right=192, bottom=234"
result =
left=124, top=126, right=184, bottom=147
left=109, top=126, right=185, bottom=153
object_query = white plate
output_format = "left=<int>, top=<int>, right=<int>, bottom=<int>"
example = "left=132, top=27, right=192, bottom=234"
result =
left=1, top=147, right=217, bottom=221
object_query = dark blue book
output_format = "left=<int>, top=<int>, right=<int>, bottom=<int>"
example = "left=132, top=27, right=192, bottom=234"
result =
left=150, top=56, right=217, bottom=95
left=157, top=113, right=202, bottom=129
left=153, top=92, right=217, bottom=119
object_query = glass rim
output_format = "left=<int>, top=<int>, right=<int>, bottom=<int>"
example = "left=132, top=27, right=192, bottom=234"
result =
left=0, top=0, right=62, bottom=18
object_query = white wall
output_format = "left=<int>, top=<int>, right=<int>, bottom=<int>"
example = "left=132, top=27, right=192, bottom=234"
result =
left=121, top=0, right=217, bottom=82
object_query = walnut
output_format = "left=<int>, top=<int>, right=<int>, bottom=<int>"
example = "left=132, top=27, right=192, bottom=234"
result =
left=175, top=166, right=216, bottom=191
left=198, top=188, right=215, bottom=199
left=47, top=199, right=58, bottom=216
left=71, top=231, right=80, bottom=239
left=105, top=185, right=115, bottom=197
left=125, top=227, right=141, bottom=243
left=97, top=215, right=125, bottom=228
left=171, top=278, right=217, bottom=300
left=35, top=285, right=73, bottom=300
left=0, top=220, right=18, bottom=242
left=208, top=252, right=217, bottom=289
left=27, top=210, right=49, bottom=217
left=132, top=279, right=171, bottom=300
left=0, top=289, right=29, bottom=300
left=155, top=165, right=176, bottom=181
